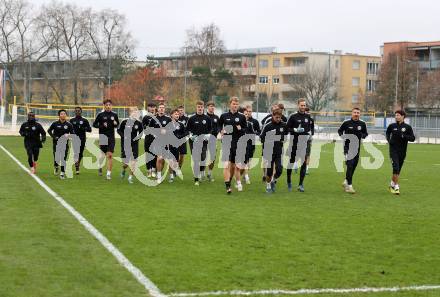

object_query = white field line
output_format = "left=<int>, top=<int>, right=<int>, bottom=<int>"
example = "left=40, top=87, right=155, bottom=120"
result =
left=0, top=144, right=166, bottom=297
left=169, top=285, right=440, bottom=296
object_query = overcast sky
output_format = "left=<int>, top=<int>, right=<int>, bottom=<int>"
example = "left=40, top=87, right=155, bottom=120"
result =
left=33, top=0, right=440, bottom=59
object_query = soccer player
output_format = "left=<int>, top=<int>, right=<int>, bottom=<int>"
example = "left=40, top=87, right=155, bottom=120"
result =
left=19, top=112, right=46, bottom=174
left=177, top=105, right=189, bottom=170
left=187, top=101, right=212, bottom=185
left=286, top=98, right=314, bottom=192
left=93, top=99, right=120, bottom=180
left=149, top=102, right=172, bottom=182
left=386, top=110, right=415, bottom=195
left=168, top=109, right=187, bottom=183
left=48, top=109, right=74, bottom=179
left=260, top=109, right=287, bottom=193
left=142, top=103, right=157, bottom=177
left=70, top=106, right=91, bottom=174
left=338, top=107, right=368, bottom=194
left=241, top=106, right=258, bottom=185
left=206, top=101, right=220, bottom=182
left=117, top=107, right=143, bottom=184
left=219, top=96, right=247, bottom=194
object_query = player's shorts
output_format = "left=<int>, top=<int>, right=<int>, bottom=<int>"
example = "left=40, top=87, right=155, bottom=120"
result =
left=100, top=136, right=115, bottom=154
left=221, top=143, right=245, bottom=164
left=144, top=135, right=155, bottom=153
left=289, top=140, right=311, bottom=164
left=121, top=142, right=139, bottom=163
left=390, top=149, right=406, bottom=175
left=162, top=145, right=179, bottom=162
left=178, top=142, right=187, bottom=155
left=244, top=144, right=255, bottom=164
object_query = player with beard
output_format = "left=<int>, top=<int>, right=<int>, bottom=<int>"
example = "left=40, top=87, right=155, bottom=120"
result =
left=70, top=106, right=91, bottom=174
left=338, top=107, right=368, bottom=194
left=286, top=99, right=313, bottom=192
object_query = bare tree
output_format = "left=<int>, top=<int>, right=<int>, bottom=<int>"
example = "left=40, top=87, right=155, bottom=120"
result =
left=418, top=70, right=440, bottom=109
left=374, top=49, right=416, bottom=112
left=85, top=8, right=135, bottom=87
left=38, top=2, right=92, bottom=104
left=288, top=64, right=337, bottom=111
left=184, top=23, right=226, bottom=69
left=0, top=0, right=18, bottom=64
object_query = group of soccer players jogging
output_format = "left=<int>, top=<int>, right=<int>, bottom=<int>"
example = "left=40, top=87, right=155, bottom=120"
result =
left=19, top=96, right=415, bottom=195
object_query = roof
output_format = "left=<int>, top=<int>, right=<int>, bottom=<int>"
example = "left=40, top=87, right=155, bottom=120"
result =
left=384, top=41, right=440, bottom=47
left=153, top=47, right=276, bottom=60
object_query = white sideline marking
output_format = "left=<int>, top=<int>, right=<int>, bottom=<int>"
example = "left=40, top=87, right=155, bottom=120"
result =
left=0, top=144, right=166, bottom=297
left=169, top=285, right=440, bottom=296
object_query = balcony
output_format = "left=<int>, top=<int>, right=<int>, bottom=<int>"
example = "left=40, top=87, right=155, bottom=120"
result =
left=432, top=60, right=440, bottom=68
left=278, top=84, right=295, bottom=92
left=418, top=60, right=440, bottom=69
left=278, top=66, right=306, bottom=75
left=229, top=67, right=257, bottom=76
left=165, top=70, right=192, bottom=77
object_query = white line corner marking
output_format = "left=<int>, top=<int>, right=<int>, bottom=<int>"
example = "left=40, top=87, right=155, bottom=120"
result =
left=0, top=145, right=166, bottom=297
left=2, top=143, right=440, bottom=297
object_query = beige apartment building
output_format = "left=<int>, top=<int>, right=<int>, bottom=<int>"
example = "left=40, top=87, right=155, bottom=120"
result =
left=154, top=48, right=382, bottom=111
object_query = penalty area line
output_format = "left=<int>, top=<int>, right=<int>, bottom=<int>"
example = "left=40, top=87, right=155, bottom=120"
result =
left=169, top=285, right=440, bottom=296
left=0, top=144, right=166, bottom=297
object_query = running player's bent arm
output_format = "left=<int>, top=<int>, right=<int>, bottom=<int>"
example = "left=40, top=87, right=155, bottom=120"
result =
left=117, top=120, right=125, bottom=137
left=39, top=124, right=47, bottom=142
left=48, top=123, right=56, bottom=138
left=92, top=113, right=101, bottom=129
left=19, top=123, right=27, bottom=137
left=85, top=119, right=92, bottom=132
left=404, top=125, right=416, bottom=142
left=386, top=125, right=392, bottom=142
left=361, top=122, right=368, bottom=139
left=218, top=114, right=225, bottom=129
left=260, top=124, right=269, bottom=144
left=337, top=121, right=346, bottom=136
left=207, top=117, right=213, bottom=134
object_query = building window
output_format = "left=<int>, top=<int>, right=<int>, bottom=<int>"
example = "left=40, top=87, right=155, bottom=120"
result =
left=273, top=76, right=280, bottom=84
left=352, top=77, right=360, bottom=87
left=352, top=60, right=360, bottom=70
left=367, top=62, right=379, bottom=75
left=273, top=58, right=280, bottom=68
left=335, top=60, right=339, bottom=68
left=293, top=58, right=306, bottom=67
left=352, top=94, right=359, bottom=104
left=367, top=79, right=376, bottom=92
left=259, top=76, right=269, bottom=84
left=259, top=59, right=268, bottom=68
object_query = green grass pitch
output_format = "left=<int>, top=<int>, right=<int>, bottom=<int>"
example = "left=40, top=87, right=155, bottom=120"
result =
left=1, top=135, right=440, bottom=297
